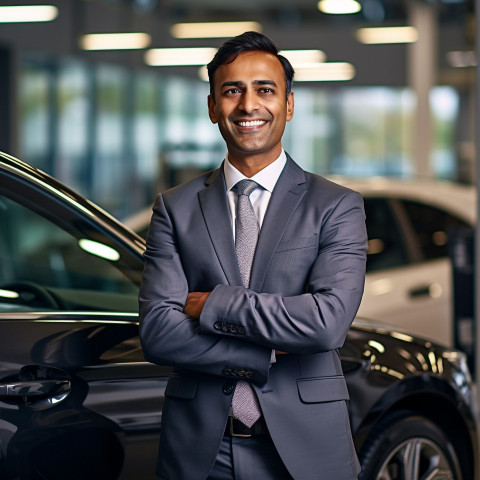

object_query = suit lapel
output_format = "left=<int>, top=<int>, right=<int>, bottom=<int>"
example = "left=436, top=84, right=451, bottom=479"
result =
left=249, top=156, right=308, bottom=291
left=198, top=166, right=243, bottom=286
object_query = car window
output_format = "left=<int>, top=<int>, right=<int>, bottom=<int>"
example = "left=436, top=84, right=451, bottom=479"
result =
left=363, top=197, right=409, bottom=273
left=0, top=195, right=139, bottom=313
left=400, top=199, right=470, bottom=261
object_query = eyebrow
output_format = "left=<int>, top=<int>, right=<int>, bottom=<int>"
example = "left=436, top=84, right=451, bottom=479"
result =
left=220, top=80, right=279, bottom=89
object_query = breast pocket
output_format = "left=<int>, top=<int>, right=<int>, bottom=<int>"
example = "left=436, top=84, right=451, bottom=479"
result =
left=266, top=234, right=318, bottom=293
left=276, top=234, right=318, bottom=253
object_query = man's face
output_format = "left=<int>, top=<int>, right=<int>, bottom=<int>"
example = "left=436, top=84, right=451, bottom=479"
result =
left=208, top=50, right=294, bottom=166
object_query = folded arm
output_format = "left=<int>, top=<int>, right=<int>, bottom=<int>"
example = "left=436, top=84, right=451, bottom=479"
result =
left=138, top=194, right=272, bottom=385
left=198, top=191, right=368, bottom=354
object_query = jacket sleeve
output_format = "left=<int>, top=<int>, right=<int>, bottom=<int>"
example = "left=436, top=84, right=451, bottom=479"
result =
left=199, top=190, right=368, bottom=354
left=138, top=193, right=272, bottom=385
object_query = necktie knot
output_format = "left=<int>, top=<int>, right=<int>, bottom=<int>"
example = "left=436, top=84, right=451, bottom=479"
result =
left=235, top=179, right=259, bottom=197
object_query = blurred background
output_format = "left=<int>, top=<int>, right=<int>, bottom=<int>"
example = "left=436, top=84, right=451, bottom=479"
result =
left=0, top=0, right=475, bottom=218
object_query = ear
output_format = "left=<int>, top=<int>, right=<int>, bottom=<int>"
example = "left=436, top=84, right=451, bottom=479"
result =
left=286, top=91, right=294, bottom=122
left=208, top=95, right=218, bottom=124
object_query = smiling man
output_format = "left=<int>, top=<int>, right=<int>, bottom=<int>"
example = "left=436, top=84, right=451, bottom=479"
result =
left=207, top=48, right=293, bottom=176
left=139, top=31, right=368, bottom=480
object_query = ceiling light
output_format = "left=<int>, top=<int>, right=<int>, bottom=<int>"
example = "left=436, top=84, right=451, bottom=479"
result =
left=170, top=21, right=262, bottom=39
left=356, top=26, right=418, bottom=44
left=294, top=63, right=355, bottom=82
left=0, top=5, right=58, bottom=22
left=198, top=61, right=354, bottom=82
left=318, top=0, right=361, bottom=14
left=279, top=49, right=326, bottom=65
left=145, top=47, right=217, bottom=66
left=79, top=32, right=151, bottom=50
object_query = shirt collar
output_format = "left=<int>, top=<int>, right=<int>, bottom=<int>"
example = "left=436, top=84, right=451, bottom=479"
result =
left=224, top=150, right=287, bottom=193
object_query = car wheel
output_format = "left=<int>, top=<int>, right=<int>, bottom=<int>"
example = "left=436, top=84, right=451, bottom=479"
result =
left=358, top=409, right=462, bottom=480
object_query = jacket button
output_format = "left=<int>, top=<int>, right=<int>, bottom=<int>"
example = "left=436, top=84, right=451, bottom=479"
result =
left=214, top=321, right=222, bottom=330
left=222, top=382, right=235, bottom=395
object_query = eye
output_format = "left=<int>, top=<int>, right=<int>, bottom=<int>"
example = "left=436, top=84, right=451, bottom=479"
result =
left=224, top=87, right=241, bottom=95
left=259, top=87, right=274, bottom=94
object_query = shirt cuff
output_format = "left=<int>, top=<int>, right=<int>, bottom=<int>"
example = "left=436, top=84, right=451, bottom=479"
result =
left=270, top=349, right=276, bottom=364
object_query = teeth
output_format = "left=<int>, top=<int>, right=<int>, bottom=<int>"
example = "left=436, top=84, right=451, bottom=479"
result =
left=238, top=120, right=266, bottom=127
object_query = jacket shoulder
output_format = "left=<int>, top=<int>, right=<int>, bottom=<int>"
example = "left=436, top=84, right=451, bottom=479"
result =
left=159, top=167, right=222, bottom=203
left=303, top=171, right=363, bottom=204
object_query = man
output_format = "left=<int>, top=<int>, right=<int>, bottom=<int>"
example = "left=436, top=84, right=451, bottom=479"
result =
left=139, top=31, right=367, bottom=480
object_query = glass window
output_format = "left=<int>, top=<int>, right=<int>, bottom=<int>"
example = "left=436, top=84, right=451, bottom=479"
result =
left=401, top=199, right=469, bottom=260
left=92, top=64, right=128, bottom=216
left=430, top=87, right=460, bottom=179
left=338, top=88, right=415, bottom=177
left=17, top=54, right=463, bottom=221
left=56, top=59, right=91, bottom=195
left=19, top=63, right=52, bottom=172
left=133, top=72, right=160, bottom=207
left=0, top=195, right=138, bottom=313
left=283, top=89, right=331, bottom=174
left=364, top=197, right=408, bottom=272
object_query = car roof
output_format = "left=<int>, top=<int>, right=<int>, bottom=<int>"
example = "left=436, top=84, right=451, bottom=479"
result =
left=329, top=175, right=477, bottom=226
left=0, top=151, right=147, bottom=253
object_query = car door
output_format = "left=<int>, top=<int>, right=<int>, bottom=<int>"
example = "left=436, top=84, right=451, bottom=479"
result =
left=0, top=169, right=166, bottom=479
left=358, top=196, right=468, bottom=347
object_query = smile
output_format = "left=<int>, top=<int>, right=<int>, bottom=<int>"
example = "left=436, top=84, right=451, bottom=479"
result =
left=236, top=120, right=266, bottom=127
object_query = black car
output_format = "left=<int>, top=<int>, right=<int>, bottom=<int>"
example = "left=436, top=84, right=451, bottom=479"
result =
left=0, top=151, right=477, bottom=480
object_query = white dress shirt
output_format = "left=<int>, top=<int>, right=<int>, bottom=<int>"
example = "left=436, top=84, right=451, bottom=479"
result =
left=224, top=150, right=287, bottom=235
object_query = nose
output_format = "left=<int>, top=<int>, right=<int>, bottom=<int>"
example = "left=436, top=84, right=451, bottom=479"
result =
left=238, top=88, right=259, bottom=114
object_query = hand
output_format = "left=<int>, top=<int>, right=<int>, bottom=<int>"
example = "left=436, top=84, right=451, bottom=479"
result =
left=184, top=292, right=210, bottom=319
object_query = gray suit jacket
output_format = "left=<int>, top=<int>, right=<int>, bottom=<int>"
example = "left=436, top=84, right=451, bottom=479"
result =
left=139, top=155, right=368, bottom=480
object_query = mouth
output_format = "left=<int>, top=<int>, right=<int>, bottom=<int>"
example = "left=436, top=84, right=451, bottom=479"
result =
left=235, top=120, right=267, bottom=128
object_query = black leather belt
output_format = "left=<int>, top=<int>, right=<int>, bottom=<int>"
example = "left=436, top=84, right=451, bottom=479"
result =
left=225, top=416, right=269, bottom=438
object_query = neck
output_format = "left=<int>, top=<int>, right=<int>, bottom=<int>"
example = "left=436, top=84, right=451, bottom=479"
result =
left=228, top=150, right=281, bottom=177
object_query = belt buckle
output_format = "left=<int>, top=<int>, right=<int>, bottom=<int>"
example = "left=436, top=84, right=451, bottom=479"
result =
left=229, top=417, right=252, bottom=438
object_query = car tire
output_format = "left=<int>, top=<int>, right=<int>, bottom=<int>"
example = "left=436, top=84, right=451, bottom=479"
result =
left=358, top=409, right=463, bottom=480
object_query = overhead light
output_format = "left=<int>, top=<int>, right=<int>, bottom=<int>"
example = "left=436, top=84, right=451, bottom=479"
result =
left=279, top=49, right=326, bottom=65
left=356, top=26, right=418, bottom=44
left=170, top=21, right=262, bottom=39
left=79, top=32, right=151, bottom=50
left=318, top=0, right=361, bottom=14
left=145, top=47, right=217, bottom=66
left=0, top=5, right=58, bottom=23
left=294, top=63, right=355, bottom=82
left=198, top=60, right=354, bottom=82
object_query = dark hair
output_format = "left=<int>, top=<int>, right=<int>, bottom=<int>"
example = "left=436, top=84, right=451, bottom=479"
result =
left=207, top=31, right=294, bottom=101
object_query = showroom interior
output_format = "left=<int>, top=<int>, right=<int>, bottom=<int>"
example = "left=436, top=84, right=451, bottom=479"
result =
left=1, top=0, right=480, bottom=478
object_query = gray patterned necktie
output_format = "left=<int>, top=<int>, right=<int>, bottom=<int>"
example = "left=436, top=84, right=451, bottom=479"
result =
left=231, top=179, right=262, bottom=428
